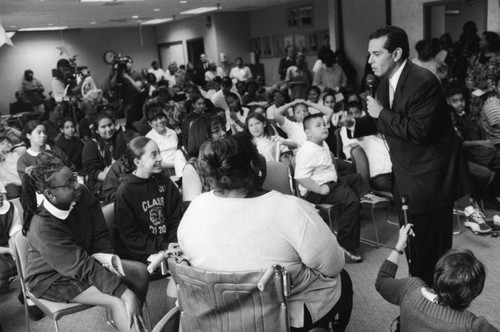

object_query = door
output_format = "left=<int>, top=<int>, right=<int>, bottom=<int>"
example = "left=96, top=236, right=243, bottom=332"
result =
left=158, top=41, right=186, bottom=68
left=186, top=37, right=205, bottom=65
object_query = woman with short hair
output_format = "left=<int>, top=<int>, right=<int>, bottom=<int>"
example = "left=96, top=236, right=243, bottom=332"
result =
left=178, top=133, right=352, bottom=331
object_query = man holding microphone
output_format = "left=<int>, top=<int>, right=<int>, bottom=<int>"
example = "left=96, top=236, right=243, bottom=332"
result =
left=335, top=26, right=470, bottom=286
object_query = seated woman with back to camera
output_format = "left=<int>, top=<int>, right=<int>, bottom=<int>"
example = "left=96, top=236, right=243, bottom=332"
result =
left=178, top=133, right=353, bottom=332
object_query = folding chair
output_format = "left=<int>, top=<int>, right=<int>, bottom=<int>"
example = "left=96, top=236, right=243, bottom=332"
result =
left=11, top=231, right=94, bottom=332
left=350, top=145, right=393, bottom=247
left=262, top=160, right=293, bottom=195
left=152, top=256, right=291, bottom=332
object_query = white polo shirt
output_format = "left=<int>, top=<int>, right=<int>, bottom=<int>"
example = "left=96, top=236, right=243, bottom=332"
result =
left=146, top=127, right=178, bottom=165
left=294, top=140, right=337, bottom=196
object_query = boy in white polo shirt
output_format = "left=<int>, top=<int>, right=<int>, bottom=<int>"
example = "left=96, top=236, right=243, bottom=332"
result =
left=295, top=113, right=386, bottom=263
left=144, top=100, right=179, bottom=176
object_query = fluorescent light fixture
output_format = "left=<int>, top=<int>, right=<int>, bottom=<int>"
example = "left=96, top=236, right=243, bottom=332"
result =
left=141, top=18, right=173, bottom=25
left=18, top=26, right=68, bottom=32
left=180, top=7, right=218, bottom=14
left=132, top=15, right=139, bottom=19
left=80, top=0, right=144, bottom=2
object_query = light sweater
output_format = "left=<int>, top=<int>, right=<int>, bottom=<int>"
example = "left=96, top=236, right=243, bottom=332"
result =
left=178, top=190, right=345, bottom=328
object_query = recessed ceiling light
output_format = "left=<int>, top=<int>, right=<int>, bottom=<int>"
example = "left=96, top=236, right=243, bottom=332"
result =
left=132, top=15, right=139, bottom=19
left=90, top=21, right=97, bottom=24
left=179, top=1, right=187, bottom=3
left=154, top=8, right=160, bottom=11
left=180, top=7, right=218, bottom=14
left=10, top=25, right=17, bottom=28
left=141, top=18, right=173, bottom=25
left=18, top=26, right=68, bottom=32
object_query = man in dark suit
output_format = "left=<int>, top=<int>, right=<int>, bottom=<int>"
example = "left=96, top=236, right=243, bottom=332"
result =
left=338, top=26, right=470, bottom=286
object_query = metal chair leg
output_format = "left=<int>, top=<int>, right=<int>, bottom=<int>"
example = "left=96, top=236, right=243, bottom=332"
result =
left=144, top=300, right=152, bottom=330
left=54, top=320, right=60, bottom=332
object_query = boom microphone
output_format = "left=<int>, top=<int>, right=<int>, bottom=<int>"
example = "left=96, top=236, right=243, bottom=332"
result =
left=366, top=74, right=377, bottom=98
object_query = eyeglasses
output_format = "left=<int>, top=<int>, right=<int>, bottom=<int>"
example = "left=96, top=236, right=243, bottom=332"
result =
left=51, top=172, right=79, bottom=189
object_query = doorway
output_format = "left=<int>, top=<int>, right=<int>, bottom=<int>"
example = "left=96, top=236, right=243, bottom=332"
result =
left=186, top=37, right=205, bottom=65
left=424, top=0, right=487, bottom=40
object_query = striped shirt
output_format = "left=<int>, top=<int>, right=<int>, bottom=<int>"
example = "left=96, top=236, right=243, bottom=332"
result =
left=481, top=96, right=500, bottom=144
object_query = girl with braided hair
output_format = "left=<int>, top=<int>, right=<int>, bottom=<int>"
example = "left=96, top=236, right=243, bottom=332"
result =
left=21, top=151, right=149, bottom=332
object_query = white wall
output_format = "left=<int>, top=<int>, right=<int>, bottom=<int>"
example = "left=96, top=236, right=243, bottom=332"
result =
left=154, top=15, right=217, bottom=65
left=249, top=0, right=330, bottom=84
left=341, top=0, right=386, bottom=90
left=0, top=27, right=157, bottom=114
left=213, top=12, right=251, bottom=65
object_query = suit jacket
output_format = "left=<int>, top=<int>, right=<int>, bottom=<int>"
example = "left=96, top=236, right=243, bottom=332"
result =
left=353, top=61, right=470, bottom=213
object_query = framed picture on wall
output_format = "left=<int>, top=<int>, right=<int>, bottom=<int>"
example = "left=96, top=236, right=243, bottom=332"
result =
left=287, top=8, right=299, bottom=28
left=299, top=5, right=313, bottom=28
left=294, top=34, right=306, bottom=53
left=283, top=34, right=294, bottom=50
left=251, top=38, right=262, bottom=57
left=272, top=35, right=284, bottom=58
left=262, top=36, right=272, bottom=58
left=308, top=34, right=318, bottom=54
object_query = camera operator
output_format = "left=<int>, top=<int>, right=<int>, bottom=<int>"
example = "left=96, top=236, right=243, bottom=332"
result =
left=109, top=55, right=142, bottom=128
left=51, top=58, right=80, bottom=103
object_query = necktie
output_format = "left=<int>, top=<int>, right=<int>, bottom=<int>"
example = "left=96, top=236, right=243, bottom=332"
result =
left=389, top=81, right=395, bottom=109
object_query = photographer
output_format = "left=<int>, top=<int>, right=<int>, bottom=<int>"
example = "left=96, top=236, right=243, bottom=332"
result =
left=109, top=55, right=142, bottom=128
left=51, top=58, right=79, bottom=102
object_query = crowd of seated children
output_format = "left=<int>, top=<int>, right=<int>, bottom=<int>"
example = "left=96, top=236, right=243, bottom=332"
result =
left=144, top=100, right=179, bottom=176
left=82, top=112, right=119, bottom=198
left=0, top=137, right=25, bottom=199
left=20, top=151, right=149, bottom=332
left=178, top=133, right=353, bottom=332
left=245, top=111, right=297, bottom=163
left=113, top=136, right=183, bottom=267
left=17, top=120, right=74, bottom=181
left=376, top=224, right=498, bottom=331
left=294, top=114, right=388, bottom=263
left=182, top=115, right=226, bottom=206
left=55, top=117, right=84, bottom=173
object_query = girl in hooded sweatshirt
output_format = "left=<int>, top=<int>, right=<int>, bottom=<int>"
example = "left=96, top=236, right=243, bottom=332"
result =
left=113, top=136, right=183, bottom=265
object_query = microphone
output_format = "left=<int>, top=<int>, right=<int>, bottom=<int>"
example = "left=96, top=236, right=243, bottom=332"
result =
left=366, top=74, right=377, bottom=98
left=400, top=195, right=412, bottom=271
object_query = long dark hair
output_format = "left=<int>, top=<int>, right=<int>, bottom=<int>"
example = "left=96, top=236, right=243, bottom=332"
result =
left=20, top=151, right=65, bottom=235
left=21, top=120, right=45, bottom=147
left=244, top=111, right=274, bottom=139
left=91, top=112, right=118, bottom=165
left=187, top=115, right=224, bottom=159
left=124, top=136, right=152, bottom=171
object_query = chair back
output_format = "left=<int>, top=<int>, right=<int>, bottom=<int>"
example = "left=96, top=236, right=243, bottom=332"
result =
left=350, top=145, right=370, bottom=185
left=168, top=257, right=290, bottom=332
left=290, top=151, right=338, bottom=198
left=101, top=202, right=115, bottom=232
left=262, top=161, right=293, bottom=195
left=11, top=231, right=29, bottom=289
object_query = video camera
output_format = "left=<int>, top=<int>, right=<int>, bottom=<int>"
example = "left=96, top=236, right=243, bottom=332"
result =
left=113, top=55, right=131, bottom=73
left=51, top=56, right=86, bottom=88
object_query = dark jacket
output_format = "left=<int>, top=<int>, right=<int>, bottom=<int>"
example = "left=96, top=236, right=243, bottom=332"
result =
left=25, top=187, right=127, bottom=298
left=113, top=173, right=183, bottom=263
left=352, top=61, right=470, bottom=213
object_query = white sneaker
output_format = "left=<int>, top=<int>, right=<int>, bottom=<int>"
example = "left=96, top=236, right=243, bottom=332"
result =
left=464, top=206, right=492, bottom=234
left=360, top=193, right=389, bottom=204
left=493, top=215, right=500, bottom=226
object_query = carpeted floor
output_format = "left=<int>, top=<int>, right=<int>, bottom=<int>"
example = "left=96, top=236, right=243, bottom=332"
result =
left=1, top=206, right=499, bottom=332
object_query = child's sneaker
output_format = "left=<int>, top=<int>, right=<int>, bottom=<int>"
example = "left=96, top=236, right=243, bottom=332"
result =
left=464, top=206, right=492, bottom=234
left=360, top=193, right=389, bottom=204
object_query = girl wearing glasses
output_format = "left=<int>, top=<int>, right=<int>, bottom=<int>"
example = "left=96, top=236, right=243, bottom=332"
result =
left=21, top=151, right=149, bottom=332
